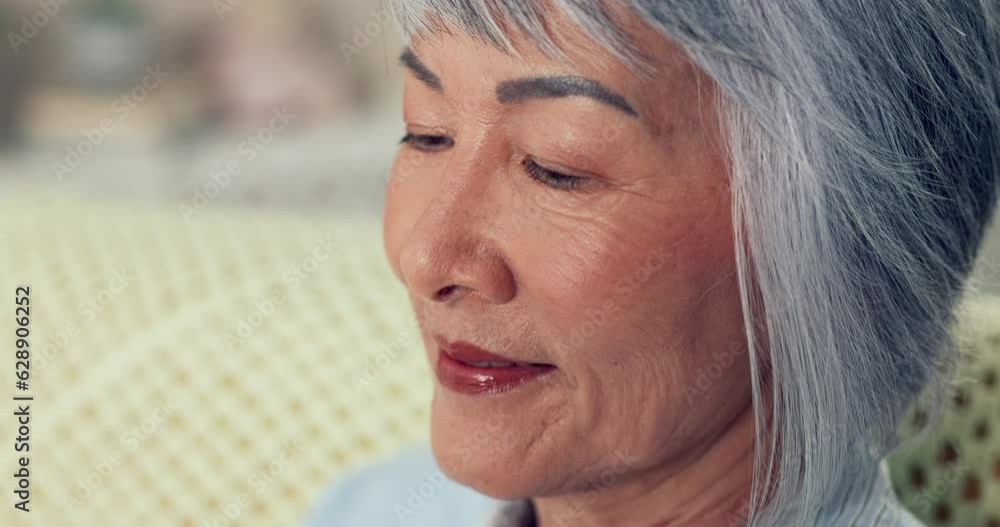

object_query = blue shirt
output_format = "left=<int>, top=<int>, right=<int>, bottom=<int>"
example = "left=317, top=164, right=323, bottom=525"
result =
left=304, top=446, right=925, bottom=526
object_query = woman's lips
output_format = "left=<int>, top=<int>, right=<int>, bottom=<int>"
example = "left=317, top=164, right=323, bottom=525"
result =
left=434, top=339, right=556, bottom=395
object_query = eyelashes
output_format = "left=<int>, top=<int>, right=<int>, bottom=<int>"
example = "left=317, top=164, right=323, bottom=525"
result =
left=521, top=158, right=587, bottom=190
left=400, top=133, right=453, bottom=152
left=399, top=133, right=589, bottom=191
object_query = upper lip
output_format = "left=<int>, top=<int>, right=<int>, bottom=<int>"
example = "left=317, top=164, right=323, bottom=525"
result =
left=434, top=335, right=551, bottom=366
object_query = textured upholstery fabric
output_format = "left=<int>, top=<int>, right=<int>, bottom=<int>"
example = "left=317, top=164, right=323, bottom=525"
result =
left=0, top=190, right=433, bottom=526
left=888, top=297, right=1000, bottom=526
left=0, top=190, right=995, bottom=526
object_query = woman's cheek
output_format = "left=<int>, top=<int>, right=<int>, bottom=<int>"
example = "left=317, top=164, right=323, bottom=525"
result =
left=519, top=228, right=658, bottom=342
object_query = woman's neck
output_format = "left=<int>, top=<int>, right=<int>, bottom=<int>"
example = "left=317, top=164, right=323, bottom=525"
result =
left=533, top=399, right=758, bottom=527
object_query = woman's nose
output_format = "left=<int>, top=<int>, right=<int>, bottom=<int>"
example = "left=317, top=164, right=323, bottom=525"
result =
left=397, top=202, right=516, bottom=306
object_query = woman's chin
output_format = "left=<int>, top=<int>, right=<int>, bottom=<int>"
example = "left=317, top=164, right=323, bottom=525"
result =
left=428, top=399, right=550, bottom=500
left=429, top=435, right=536, bottom=500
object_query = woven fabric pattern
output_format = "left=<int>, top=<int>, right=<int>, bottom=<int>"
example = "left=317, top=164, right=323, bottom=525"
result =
left=0, top=191, right=431, bottom=526
left=888, top=297, right=1000, bottom=527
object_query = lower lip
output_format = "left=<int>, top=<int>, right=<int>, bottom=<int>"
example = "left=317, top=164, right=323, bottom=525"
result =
left=435, top=350, right=556, bottom=395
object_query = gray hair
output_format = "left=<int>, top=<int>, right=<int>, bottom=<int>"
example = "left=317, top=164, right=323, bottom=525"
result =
left=389, top=1, right=1000, bottom=524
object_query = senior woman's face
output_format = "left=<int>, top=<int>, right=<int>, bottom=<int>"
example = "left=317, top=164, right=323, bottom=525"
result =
left=383, top=14, right=753, bottom=500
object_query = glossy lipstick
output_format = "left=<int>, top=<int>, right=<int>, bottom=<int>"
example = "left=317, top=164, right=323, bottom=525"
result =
left=434, top=338, right=555, bottom=395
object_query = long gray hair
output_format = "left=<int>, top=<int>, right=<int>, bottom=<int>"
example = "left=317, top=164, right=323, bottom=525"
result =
left=389, top=1, right=1000, bottom=524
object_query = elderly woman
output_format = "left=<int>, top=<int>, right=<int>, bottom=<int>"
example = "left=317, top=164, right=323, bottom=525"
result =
left=308, top=1, right=999, bottom=526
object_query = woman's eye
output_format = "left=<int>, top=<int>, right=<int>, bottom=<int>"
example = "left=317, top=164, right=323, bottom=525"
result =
left=400, top=133, right=454, bottom=152
left=523, top=158, right=588, bottom=191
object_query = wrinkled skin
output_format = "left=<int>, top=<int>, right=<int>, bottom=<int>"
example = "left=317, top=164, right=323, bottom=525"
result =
left=383, top=8, right=756, bottom=525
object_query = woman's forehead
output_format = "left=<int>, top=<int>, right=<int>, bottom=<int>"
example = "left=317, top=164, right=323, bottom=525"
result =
left=404, top=10, right=709, bottom=140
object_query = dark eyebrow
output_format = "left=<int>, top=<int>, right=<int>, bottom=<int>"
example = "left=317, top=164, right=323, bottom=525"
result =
left=496, top=76, right=638, bottom=117
left=399, top=47, right=442, bottom=91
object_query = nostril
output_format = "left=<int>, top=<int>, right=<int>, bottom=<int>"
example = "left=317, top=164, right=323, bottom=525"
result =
left=434, top=285, right=462, bottom=302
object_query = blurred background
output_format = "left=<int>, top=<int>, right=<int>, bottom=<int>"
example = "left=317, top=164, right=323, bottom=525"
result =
left=1, top=0, right=404, bottom=210
left=0, top=1, right=998, bottom=526
left=0, top=1, right=430, bottom=526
